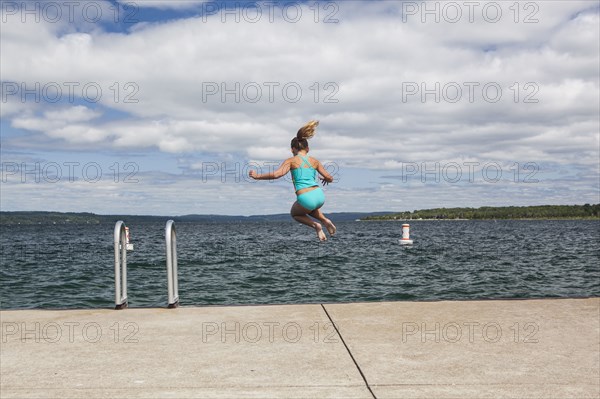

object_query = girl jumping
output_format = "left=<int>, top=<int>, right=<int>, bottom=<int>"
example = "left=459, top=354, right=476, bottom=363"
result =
left=249, top=120, right=336, bottom=241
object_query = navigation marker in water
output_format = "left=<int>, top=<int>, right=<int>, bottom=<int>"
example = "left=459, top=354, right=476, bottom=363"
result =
left=399, top=223, right=414, bottom=245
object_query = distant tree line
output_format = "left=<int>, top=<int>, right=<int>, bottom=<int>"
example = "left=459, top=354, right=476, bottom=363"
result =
left=2, top=205, right=598, bottom=225
left=0, top=212, right=161, bottom=225
left=0, top=212, right=103, bottom=225
left=0, top=211, right=390, bottom=225
left=362, top=204, right=600, bottom=221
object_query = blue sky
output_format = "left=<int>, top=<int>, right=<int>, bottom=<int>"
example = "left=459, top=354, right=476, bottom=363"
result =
left=1, top=0, right=599, bottom=216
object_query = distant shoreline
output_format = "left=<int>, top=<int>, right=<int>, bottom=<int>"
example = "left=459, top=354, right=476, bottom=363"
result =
left=359, top=217, right=599, bottom=221
left=1, top=205, right=598, bottom=225
left=360, top=204, right=599, bottom=222
left=0, top=211, right=390, bottom=225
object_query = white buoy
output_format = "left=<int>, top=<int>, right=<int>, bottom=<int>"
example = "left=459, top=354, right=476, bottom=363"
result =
left=399, top=223, right=413, bottom=245
left=125, top=226, right=134, bottom=251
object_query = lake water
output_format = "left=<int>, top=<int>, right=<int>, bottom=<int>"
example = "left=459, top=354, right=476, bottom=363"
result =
left=1, top=220, right=598, bottom=309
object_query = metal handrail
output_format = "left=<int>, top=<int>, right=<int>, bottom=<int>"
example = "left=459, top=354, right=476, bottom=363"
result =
left=114, top=221, right=128, bottom=309
left=112, top=220, right=179, bottom=309
left=165, top=220, right=179, bottom=308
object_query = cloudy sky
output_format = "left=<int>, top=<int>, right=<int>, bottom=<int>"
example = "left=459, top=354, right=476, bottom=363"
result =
left=1, top=0, right=598, bottom=216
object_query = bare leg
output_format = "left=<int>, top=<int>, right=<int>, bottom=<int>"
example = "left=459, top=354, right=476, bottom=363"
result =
left=291, top=202, right=327, bottom=241
left=309, top=207, right=336, bottom=235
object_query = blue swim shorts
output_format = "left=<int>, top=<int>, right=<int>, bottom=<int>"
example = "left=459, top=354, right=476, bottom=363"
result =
left=296, top=187, right=325, bottom=211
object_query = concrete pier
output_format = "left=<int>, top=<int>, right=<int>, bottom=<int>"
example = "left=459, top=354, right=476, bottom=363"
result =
left=1, top=298, right=598, bottom=398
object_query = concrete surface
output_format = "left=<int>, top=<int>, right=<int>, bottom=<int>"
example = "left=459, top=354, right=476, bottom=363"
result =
left=325, top=298, right=600, bottom=399
left=1, top=298, right=598, bottom=398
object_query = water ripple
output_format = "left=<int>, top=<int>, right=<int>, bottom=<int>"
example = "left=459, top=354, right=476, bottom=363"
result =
left=1, top=220, right=599, bottom=309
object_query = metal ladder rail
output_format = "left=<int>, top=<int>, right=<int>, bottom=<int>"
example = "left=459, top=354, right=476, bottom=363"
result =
left=165, top=220, right=179, bottom=308
left=114, top=221, right=128, bottom=309
left=113, top=220, right=179, bottom=309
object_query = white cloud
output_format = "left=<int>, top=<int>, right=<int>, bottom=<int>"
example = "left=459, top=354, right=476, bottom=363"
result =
left=44, top=106, right=101, bottom=122
left=1, top=1, right=598, bottom=213
left=116, top=0, right=208, bottom=10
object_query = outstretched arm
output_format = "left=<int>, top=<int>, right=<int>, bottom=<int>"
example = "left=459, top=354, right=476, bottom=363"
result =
left=315, top=160, right=333, bottom=185
left=249, top=159, right=291, bottom=180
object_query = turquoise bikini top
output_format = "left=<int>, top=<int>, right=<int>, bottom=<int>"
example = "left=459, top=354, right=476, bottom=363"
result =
left=291, top=155, right=318, bottom=192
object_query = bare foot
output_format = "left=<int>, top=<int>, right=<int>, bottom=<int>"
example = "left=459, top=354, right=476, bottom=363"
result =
left=323, top=219, right=336, bottom=236
left=315, top=223, right=327, bottom=241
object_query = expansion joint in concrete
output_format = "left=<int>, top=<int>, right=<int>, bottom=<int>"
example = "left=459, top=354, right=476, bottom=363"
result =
left=321, top=303, right=377, bottom=399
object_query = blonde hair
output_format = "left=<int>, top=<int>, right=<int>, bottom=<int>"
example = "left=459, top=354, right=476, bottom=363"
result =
left=291, top=120, right=319, bottom=151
